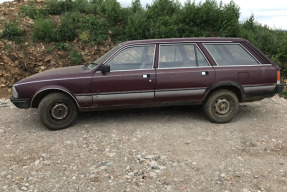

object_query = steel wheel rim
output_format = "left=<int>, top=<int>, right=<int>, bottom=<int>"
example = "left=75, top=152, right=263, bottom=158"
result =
left=51, top=103, right=69, bottom=120
left=214, top=98, right=233, bottom=117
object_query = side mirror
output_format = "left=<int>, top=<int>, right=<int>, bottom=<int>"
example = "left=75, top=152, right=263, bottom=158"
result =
left=98, top=65, right=110, bottom=74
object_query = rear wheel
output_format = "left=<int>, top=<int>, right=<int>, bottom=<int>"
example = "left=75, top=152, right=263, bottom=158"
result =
left=39, top=93, right=78, bottom=130
left=204, top=90, right=239, bottom=123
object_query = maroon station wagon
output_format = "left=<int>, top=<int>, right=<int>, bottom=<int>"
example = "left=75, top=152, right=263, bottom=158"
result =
left=11, top=38, right=284, bottom=130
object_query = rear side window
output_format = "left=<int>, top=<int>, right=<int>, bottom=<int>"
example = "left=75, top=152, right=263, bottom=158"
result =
left=159, top=44, right=209, bottom=68
left=204, top=44, right=260, bottom=66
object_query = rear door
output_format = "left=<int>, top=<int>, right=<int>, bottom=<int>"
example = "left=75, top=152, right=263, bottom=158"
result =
left=92, top=44, right=156, bottom=107
left=155, top=43, right=215, bottom=102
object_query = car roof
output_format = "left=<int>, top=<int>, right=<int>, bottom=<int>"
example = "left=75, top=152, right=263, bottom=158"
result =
left=119, top=37, right=247, bottom=46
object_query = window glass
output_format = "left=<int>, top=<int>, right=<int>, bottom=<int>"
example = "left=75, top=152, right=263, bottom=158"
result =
left=204, top=44, right=259, bottom=66
left=159, top=44, right=209, bottom=68
left=107, top=45, right=155, bottom=71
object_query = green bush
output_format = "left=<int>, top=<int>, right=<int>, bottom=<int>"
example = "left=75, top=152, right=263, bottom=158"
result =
left=70, top=50, right=83, bottom=65
left=57, top=42, right=72, bottom=50
left=32, top=18, right=56, bottom=42
left=47, top=0, right=74, bottom=15
left=56, top=13, right=78, bottom=41
left=46, top=0, right=100, bottom=15
left=20, top=3, right=38, bottom=19
left=20, top=2, right=48, bottom=19
left=280, top=88, right=287, bottom=99
left=100, top=0, right=122, bottom=24
left=1, top=21, right=25, bottom=41
left=76, top=15, right=109, bottom=43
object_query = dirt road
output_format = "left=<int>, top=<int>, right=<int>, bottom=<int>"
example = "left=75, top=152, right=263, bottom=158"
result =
left=0, top=96, right=287, bottom=191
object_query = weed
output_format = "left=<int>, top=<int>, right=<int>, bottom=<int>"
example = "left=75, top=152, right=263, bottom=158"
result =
left=57, top=42, right=72, bottom=50
left=32, top=18, right=56, bottom=42
left=47, top=45, right=54, bottom=51
left=1, top=21, right=25, bottom=41
left=56, top=13, right=77, bottom=41
left=280, top=88, right=287, bottom=99
left=70, top=50, right=83, bottom=65
left=5, top=45, right=13, bottom=55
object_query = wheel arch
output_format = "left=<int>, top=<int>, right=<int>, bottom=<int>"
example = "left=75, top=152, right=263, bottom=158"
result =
left=31, top=88, right=79, bottom=109
left=203, top=82, right=244, bottom=102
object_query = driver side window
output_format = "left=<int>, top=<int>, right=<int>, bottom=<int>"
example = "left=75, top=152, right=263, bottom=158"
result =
left=106, top=45, right=155, bottom=71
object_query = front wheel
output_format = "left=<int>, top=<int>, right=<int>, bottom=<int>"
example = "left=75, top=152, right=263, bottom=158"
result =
left=204, top=90, right=239, bottom=123
left=39, top=93, right=78, bottom=130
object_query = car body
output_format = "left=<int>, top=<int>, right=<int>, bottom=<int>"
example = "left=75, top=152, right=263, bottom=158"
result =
left=11, top=38, right=284, bottom=130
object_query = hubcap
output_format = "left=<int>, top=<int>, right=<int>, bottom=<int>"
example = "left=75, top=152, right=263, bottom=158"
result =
left=51, top=103, right=68, bottom=120
left=214, top=98, right=232, bottom=116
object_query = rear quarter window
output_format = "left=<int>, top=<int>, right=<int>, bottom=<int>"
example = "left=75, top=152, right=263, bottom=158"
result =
left=204, top=44, right=260, bottom=66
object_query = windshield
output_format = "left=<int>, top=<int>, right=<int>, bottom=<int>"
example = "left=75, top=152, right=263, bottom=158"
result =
left=87, top=45, right=120, bottom=70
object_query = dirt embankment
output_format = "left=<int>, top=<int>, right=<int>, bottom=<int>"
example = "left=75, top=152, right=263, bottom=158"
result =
left=0, top=0, right=114, bottom=98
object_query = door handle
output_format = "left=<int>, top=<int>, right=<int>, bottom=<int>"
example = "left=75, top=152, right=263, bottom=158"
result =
left=142, top=74, right=150, bottom=78
left=201, top=71, right=209, bottom=76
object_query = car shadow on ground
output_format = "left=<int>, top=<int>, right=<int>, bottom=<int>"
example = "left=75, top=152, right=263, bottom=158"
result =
left=76, top=105, right=205, bottom=125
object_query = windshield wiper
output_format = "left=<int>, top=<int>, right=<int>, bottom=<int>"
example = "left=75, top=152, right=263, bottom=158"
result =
left=83, top=62, right=97, bottom=70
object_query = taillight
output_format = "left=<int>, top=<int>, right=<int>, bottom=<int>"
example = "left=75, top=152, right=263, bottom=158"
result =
left=277, top=71, right=281, bottom=84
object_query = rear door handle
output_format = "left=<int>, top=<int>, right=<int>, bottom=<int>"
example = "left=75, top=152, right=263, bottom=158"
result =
left=143, top=74, right=150, bottom=78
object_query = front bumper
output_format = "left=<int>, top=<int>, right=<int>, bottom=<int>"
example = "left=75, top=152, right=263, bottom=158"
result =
left=275, top=84, right=284, bottom=93
left=10, top=97, right=30, bottom=109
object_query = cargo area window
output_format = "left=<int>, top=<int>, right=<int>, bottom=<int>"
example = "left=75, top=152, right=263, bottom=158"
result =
left=158, top=44, right=209, bottom=68
left=204, top=44, right=260, bottom=66
left=107, top=45, right=155, bottom=71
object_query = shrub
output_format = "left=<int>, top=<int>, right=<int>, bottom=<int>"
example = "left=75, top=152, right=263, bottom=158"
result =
left=47, top=0, right=74, bottom=15
left=56, top=13, right=78, bottom=41
left=77, top=15, right=109, bottom=43
left=20, top=3, right=38, bottom=19
left=57, top=42, right=72, bottom=50
left=1, top=21, right=25, bottom=41
left=20, top=2, right=49, bottom=19
left=100, top=0, right=122, bottom=24
left=70, top=50, right=83, bottom=65
left=32, top=18, right=56, bottom=42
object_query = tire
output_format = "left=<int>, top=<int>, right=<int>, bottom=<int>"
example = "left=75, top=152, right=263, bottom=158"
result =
left=39, top=93, right=78, bottom=130
left=204, top=90, right=239, bottom=123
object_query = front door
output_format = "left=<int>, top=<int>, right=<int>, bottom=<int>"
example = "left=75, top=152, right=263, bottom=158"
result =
left=92, top=45, right=156, bottom=107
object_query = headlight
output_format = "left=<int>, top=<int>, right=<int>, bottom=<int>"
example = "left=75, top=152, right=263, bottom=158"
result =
left=12, top=86, right=19, bottom=98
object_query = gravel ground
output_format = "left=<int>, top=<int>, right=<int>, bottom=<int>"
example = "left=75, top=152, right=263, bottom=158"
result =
left=0, top=96, right=287, bottom=192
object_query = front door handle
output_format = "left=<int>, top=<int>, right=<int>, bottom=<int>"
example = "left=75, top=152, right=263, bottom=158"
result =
left=143, top=74, right=150, bottom=78
left=201, top=71, right=209, bottom=76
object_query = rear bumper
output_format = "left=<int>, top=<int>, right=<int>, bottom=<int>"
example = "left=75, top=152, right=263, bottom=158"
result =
left=275, top=83, right=284, bottom=93
left=10, top=97, right=30, bottom=109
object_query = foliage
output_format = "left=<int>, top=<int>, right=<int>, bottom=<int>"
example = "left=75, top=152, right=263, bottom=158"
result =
left=11, top=0, right=287, bottom=79
left=32, top=18, right=56, bottom=42
left=240, top=15, right=287, bottom=77
left=280, top=88, right=287, bottom=99
left=76, top=15, right=109, bottom=43
left=57, top=42, right=72, bottom=51
left=1, top=21, right=25, bottom=42
left=46, top=0, right=74, bottom=15
left=70, top=50, right=83, bottom=65
left=20, top=2, right=48, bottom=19
left=56, top=13, right=78, bottom=41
